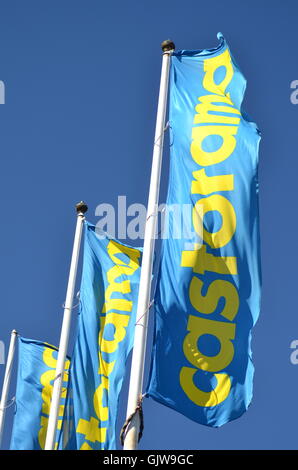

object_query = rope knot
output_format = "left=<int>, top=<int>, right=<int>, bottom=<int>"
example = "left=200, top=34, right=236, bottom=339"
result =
left=120, top=394, right=144, bottom=446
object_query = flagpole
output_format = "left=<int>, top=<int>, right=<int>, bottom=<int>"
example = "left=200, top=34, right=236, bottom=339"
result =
left=44, top=201, right=88, bottom=450
left=123, top=39, right=175, bottom=450
left=0, top=329, right=18, bottom=448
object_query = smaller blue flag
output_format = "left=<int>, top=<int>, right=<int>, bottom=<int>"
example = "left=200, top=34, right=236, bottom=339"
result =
left=10, top=337, right=70, bottom=450
left=66, top=222, right=142, bottom=450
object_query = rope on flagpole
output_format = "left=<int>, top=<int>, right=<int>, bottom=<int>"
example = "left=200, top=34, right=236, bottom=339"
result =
left=146, top=205, right=166, bottom=223
left=145, top=121, right=170, bottom=224
left=53, top=364, right=70, bottom=384
left=120, top=394, right=145, bottom=446
left=62, top=291, right=81, bottom=310
left=153, top=120, right=170, bottom=148
left=0, top=397, right=15, bottom=411
left=135, top=299, right=155, bottom=327
left=61, top=301, right=80, bottom=310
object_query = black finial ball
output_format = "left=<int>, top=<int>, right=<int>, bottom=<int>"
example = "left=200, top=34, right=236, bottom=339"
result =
left=161, top=39, right=175, bottom=52
left=76, top=201, right=88, bottom=214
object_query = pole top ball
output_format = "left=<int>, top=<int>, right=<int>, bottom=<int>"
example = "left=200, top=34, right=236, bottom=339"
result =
left=161, top=39, right=175, bottom=52
left=76, top=201, right=88, bottom=214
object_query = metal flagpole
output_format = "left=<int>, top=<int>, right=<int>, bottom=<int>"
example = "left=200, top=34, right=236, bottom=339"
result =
left=0, top=329, right=18, bottom=448
left=44, top=201, right=88, bottom=450
left=123, top=39, right=175, bottom=450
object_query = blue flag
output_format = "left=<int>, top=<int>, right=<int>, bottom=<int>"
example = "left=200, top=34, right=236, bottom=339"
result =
left=147, top=34, right=261, bottom=427
left=66, top=222, right=141, bottom=450
left=10, top=337, right=70, bottom=449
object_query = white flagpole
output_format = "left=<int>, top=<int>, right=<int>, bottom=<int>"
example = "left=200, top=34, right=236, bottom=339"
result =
left=44, top=201, right=88, bottom=450
left=123, top=40, right=175, bottom=450
left=0, top=329, right=18, bottom=448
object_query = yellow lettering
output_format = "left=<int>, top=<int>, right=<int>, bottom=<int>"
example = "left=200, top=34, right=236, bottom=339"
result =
left=76, top=417, right=107, bottom=444
left=38, top=413, right=64, bottom=449
left=189, top=277, right=239, bottom=321
left=102, top=241, right=141, bottom=314
left=181, top=243, right=237, bottom=276
left=42, top=346, right=70, bottom=370
left=107, top=240, right=141, bottom=271
left=191, top=125, right=238, bottom=167
left=193, top=195, right=236, bottom=249
left=40, top=370, right=68, bottom=416
left=183, top=315, right=235, bottom=372
left=80, top=442, right=93, bottom=450
left=99, top=354, right=115, bottom=377
left=191, top=169, right=234, bottom=195
left=38, top=348, right=69, bottom=449
left=102, top=279, right=132, bottom=314
left=203, top=49, right=234, bottom=95
left=99, top=312, right=130, bottom=354
left=93, top=376, right=109, bottom=422
left=180, top=368, right=231, bottom=406
left=194, top=94, right=240, bottom=125
left=38, top=416, right=48, bottom=449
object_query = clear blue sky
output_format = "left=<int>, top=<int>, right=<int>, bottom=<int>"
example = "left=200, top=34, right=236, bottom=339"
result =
left=0, top=0, right=297, bottom=450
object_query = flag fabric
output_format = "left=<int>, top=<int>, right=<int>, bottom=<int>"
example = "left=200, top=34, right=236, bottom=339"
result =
left=10, top=337, right=70, bottom=449
left=147, top=33, right=261, bottom=427
left=66, top=222, right=142, bottom=450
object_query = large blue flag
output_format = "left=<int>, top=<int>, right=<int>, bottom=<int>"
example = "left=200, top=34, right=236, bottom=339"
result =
left=66, top=222, right=141, bottom=450
left=147, top=33, right=261, bottom=427
left=10, top=337, right=70, bottom=449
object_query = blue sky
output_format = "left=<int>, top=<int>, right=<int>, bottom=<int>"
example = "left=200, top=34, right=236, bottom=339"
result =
left=0, top=0, right=297, bottom=449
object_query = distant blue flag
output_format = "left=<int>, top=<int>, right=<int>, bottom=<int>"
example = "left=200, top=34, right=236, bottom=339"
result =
left=147, top=34, right=261, bottom=427
left=10, top=337, right=70, bottom=449
left=66, top=222, right=141, bottom=450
